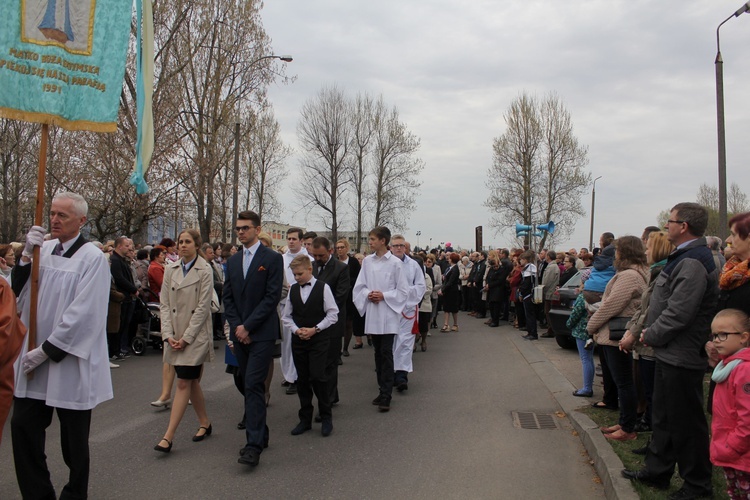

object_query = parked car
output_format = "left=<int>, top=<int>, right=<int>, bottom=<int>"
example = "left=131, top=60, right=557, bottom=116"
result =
left=547, top=271, right=582, bottom=349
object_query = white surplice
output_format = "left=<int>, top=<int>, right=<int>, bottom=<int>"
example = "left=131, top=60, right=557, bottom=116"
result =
left=279, top=248, right=312, bottom=383
left=14, top=240, right=112, bottom=410
left=393, top=255, right=426, bottom=373
left=352, top=251, right=409, bottom=334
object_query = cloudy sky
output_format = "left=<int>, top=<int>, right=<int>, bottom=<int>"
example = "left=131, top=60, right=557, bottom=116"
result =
left=260, top=1, right=750, bottom=251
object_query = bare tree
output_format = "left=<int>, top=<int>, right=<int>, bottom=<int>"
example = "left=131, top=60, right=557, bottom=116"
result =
left=347, top=92, right=375, bottom=252
left=692, top=182, right=747, bottom=236
left=170, top=0, right=281, bottom=242
left=485, top=92, right=590, bottom=250
left=296, top=85, right=352, bottom=241
left=728, top=183, right=748, bottom=215
left=243, top=108, right=291, bottom=221
left=370, top=98, right=424, bottom=230
left=0, top=120, right=37, bottom=242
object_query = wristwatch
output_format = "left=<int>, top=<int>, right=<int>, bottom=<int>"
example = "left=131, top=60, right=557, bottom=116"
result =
left=315, top=327, right=321, bottom=333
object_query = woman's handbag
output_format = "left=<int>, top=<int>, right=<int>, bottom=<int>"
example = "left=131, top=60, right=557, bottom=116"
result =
left=608, top=317, right=630, bottom=341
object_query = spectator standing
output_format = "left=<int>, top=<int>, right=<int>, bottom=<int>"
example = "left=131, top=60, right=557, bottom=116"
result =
left=623, top=203, right=718, bottom=498
left=540, top=250, right=560, bottom=337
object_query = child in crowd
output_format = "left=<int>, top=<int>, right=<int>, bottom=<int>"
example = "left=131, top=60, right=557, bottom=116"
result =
left=281, top=255, right=338, bottom=437
left=582, top=243, right=616, bottom=350
left=709, top=308, right=750, bottom=500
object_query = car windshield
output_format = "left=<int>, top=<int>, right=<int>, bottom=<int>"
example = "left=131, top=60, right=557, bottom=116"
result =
left=561, top=271, right=582, bottom=289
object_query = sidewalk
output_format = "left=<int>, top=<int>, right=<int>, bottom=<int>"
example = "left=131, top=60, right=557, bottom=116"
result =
left=503, top=320, right=639, bottom=500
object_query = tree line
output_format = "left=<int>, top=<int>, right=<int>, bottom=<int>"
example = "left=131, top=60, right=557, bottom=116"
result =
left=294, top=85, right=424, bottom=252
left=1, top=0, right=290, bottom=244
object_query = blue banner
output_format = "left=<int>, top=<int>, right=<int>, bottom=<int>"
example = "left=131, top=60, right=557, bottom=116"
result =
left=0, top=0, right=131, bottom=132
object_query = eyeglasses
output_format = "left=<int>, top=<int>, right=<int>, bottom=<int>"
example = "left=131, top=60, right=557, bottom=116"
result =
left=335, top=246, right=346, bottom=250
left=665, top=219, right=685, bottom=226
left=235, top=225, right=256, bottom=232
left=391, top=244, right=406, bottom=248
left=712, top=331, right=743, bottom=341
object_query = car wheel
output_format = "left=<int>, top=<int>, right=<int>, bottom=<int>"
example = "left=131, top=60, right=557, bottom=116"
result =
left=131, top=336, right=146, bottom=356
left=555, top=334, right=577, bottom=350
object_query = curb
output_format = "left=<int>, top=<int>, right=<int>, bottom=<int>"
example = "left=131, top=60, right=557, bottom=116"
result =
left=511, top=332, right=639, bottom=500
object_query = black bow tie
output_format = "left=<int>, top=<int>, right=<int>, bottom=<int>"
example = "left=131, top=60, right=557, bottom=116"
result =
left=301, top=282, right=312, bottom=287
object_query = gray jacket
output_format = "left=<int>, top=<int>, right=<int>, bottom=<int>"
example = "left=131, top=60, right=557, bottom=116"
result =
left=541, top=261, right=560, bottom=300
left=643, top=238, right=718, bottom=370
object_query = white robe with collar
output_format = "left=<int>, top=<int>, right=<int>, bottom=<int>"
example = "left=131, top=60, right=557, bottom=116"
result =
left=393, top=255, right=426, bottom=372
left=352, top=251, right=409, bottom=335
left=14, top=239, right=113, bottom=410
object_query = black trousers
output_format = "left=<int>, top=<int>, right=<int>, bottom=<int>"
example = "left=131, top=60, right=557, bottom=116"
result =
left=234, top=340, right=274, bottom=453
left=599, top=347, right=619, bottom=408
left=522, top=298, right=537, bottom=337
left=488, top=301, right=500, bottom=324
left=372, top=334, right=395, bottom=402
left=11, top=397, right=92, bottom=500
left=645, top=361, right=712, bottom=492
left=292, top=333, right=331, bottom=424
left=473, top=287, right=486, bottom=315
left=324, top=333, right=342, bottom=405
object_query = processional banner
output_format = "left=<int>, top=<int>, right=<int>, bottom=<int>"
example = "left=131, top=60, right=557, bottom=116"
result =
left=0, top=0, right=131, bottom=132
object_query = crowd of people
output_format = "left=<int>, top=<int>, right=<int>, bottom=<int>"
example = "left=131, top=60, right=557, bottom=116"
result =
left=1, top=196, right=749, bottom=499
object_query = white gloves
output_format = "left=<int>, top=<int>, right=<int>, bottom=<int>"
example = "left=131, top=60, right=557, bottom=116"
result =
left=22, top=346, right=49, bottom=374
left=22, top=226, right=46, bottom=258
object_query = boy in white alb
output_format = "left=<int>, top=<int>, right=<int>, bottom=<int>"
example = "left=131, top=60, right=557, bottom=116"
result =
left=352, top=226, right=409, bottom=412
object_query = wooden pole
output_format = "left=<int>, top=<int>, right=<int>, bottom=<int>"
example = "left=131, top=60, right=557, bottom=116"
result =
left=28, top=123, right=49, bottom=374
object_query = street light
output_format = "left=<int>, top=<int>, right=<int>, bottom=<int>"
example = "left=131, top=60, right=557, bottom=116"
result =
left=589, top=176, right=602, bottom=251
left=416, top=230, right=421, bottom=249
left=715, top=2, right=749, bottom=240
left=231, top=55, right=293, bottom=243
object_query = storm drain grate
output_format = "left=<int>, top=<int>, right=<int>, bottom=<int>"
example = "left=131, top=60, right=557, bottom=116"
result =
left=512, top=411, right=559, bottom=430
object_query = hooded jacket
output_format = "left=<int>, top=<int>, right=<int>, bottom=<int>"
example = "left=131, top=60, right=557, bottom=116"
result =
left=710, top=347, right=750, bottom=472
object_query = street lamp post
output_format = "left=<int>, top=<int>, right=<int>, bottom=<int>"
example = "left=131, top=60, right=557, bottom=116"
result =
left=715, top=2, right=750, bottom=240
left=231, top=54, right=293, bottom=243
left=416, top=231, right=421, bottom=249
left=589, top=176, right=602, bottom=251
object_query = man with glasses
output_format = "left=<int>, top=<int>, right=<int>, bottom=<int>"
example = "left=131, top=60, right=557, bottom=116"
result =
left=622, top=202, right=718, bottom=499
left=389, top=235, right=426, bottom=392
left=223, top=211, right=283, bottom=467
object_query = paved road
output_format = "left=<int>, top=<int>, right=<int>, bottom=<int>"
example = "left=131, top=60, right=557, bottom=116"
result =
left=0, top=316, right=604, bottom=499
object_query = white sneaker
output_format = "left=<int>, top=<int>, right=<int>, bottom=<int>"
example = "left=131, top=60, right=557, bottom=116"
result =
left=150, top=398, right=171, bottom=408
left=109, top=362, right=120, bottom=369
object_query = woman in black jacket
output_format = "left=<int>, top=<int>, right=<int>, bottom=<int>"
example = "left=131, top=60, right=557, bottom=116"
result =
left=438, top=253, right=461, bottom=332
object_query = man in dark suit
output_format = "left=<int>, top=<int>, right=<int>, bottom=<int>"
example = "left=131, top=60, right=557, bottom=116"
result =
left=309, top=237, right=349, bottom=408
left=472, top=252, right=488, bottom=318
left=223, top=210, right=283, bottom=467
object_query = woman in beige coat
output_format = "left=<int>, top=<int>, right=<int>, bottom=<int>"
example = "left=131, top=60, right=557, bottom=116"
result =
left=587, top=236, right=648, bottom=441
left=154, top=229, right=215, bottom=453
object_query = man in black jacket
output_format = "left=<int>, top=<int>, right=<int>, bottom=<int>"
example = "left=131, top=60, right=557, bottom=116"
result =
left=310, top=237, right=349, bottom=408
left=110, top=237, right=138, bottom=359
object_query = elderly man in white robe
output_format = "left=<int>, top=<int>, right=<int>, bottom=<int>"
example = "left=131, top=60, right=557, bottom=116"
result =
left=389, top=235, right=425, bottom=393
left=10, top=192, right=112, bottom=500
left=353, top=226, right=409, bottom=412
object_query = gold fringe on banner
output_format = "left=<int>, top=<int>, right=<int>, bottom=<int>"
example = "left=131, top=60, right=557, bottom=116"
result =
left=0, top=106, right=116, bottom=133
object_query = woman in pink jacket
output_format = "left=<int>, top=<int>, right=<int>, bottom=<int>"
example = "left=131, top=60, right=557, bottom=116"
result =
left=709, top=308, right=750, bottom=500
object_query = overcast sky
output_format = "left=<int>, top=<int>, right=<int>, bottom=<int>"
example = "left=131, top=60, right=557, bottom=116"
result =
left=260, top=1, right=750, bottom=251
